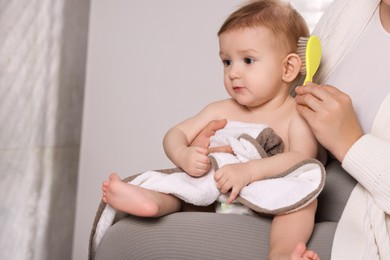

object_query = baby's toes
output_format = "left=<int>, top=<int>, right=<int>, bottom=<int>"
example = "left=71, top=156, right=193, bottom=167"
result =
left=102, top=181, right=109, bottom=191
left=109, top=173, right=121, bottom=181
left=102, top=193, right=107, bottom=203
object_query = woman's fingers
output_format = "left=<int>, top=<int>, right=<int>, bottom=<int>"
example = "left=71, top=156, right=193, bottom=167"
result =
left=190, top=119, right=227, bottom=148
left=295, top=84, right=364, bottom=161
left=208, top=145, right=233, bottom=154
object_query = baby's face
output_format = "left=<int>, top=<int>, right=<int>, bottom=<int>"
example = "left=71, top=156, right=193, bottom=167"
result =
left=218, top=26, right=288, bottom=108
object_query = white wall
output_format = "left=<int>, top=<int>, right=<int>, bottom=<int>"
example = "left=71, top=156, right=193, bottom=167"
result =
left=72, top=1, right=333, bottom=259
left=72, top=1, right=241, bottom=259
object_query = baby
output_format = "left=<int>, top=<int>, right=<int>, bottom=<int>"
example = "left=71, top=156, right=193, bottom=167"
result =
left=103, top=1, right=320, bottom=259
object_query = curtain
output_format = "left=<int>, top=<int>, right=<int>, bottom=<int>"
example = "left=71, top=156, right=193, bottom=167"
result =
left=0, top=0, right=89, bottom=259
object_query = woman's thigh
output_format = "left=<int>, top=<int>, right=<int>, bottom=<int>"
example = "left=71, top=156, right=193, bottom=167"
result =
left=95, top=212, right=336, bottom=260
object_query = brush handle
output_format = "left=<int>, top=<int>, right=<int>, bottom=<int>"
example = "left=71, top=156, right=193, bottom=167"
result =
left=303, top=75, right=312, bottom=85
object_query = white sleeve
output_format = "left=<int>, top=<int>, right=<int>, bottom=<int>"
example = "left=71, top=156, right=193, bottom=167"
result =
left=342, top=134, right=390, bottom=214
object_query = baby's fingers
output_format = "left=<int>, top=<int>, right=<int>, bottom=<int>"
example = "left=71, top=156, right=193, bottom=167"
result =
left=227, top=187, right=239, bottom=204
left=214, top=169, right=222, bottom=182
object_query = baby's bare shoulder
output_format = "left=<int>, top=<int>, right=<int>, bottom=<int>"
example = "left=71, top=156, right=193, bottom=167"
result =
left=202, top=98, right=243, bottom=115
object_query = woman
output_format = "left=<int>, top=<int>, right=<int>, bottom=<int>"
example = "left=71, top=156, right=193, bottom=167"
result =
left=295, top=0, right=390, bottom=258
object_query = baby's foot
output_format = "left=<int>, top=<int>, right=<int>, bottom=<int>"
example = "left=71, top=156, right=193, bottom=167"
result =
left=290, top=243, right=320, bottom=260
left=101, top=173, right=160, bottom=216
left=101, top=173, right=123, bottom=205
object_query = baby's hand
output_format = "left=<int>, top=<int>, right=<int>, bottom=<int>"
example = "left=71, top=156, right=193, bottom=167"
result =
left=179, top=146, right=211, bottom=177
left=214, top=163, right=251, bottom=204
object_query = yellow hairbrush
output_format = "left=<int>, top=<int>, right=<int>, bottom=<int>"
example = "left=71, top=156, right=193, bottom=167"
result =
left=297, top=35, right=322, bottom=85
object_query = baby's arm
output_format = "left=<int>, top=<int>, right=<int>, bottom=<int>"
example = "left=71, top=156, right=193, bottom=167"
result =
left=163, top=126, right=210, bottom=177
left=163, top=101, right=229, bottom=177
left=215, top=113, right=318, bottom=203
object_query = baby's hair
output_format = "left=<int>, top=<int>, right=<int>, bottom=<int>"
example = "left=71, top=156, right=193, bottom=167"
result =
left=218, top=0, right=309, bottom=54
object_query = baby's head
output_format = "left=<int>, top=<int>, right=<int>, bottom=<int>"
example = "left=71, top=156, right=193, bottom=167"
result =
left=218, top=0, right=309, bottom=56
left=218, top=0, right=310, bottom=107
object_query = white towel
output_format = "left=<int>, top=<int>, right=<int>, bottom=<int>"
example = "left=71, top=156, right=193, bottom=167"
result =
left=130, top=122, right=269, bottom=206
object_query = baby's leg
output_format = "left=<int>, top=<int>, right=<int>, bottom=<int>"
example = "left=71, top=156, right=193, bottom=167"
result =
left=268, top=200, right=319, bottom=260
left=102, top=173, right=181, bottom=217
left=290, top=243, right=320, bottom=260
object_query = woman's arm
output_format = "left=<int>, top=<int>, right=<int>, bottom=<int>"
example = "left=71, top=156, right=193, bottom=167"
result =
left=295, top=84, right=390, bottom=213
left=342, top=134, right=390, bottom=213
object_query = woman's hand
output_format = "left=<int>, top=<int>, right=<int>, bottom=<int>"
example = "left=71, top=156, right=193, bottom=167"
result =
left=190, top=119, right=233, bottom=154
left=182, top=119, right=233, bottom=176
left=295, top=83, right=364, bottom=161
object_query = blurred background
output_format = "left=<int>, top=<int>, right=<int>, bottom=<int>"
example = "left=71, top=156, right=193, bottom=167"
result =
left=0, top=1, right=333, bottom=259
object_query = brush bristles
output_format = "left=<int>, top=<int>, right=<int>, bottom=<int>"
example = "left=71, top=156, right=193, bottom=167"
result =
left=297, top=37, right=309, bottom=74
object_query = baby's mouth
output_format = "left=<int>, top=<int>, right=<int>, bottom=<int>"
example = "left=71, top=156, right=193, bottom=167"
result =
left=233, top=86, right=244, bottom=93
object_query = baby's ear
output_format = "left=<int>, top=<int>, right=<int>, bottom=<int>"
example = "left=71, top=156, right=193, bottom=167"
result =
left=282, top=53, right=302, bottom=83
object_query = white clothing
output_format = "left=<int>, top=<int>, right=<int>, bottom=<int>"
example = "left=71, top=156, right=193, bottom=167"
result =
left=326, top=6, right=390, bottom=133
left=313, top=0, right=390, bottom=259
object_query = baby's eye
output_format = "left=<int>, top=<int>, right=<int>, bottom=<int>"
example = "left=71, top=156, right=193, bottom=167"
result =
left=244, top=57, right=255, bottom=64
left=222, top=59, right=231, bottom=67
